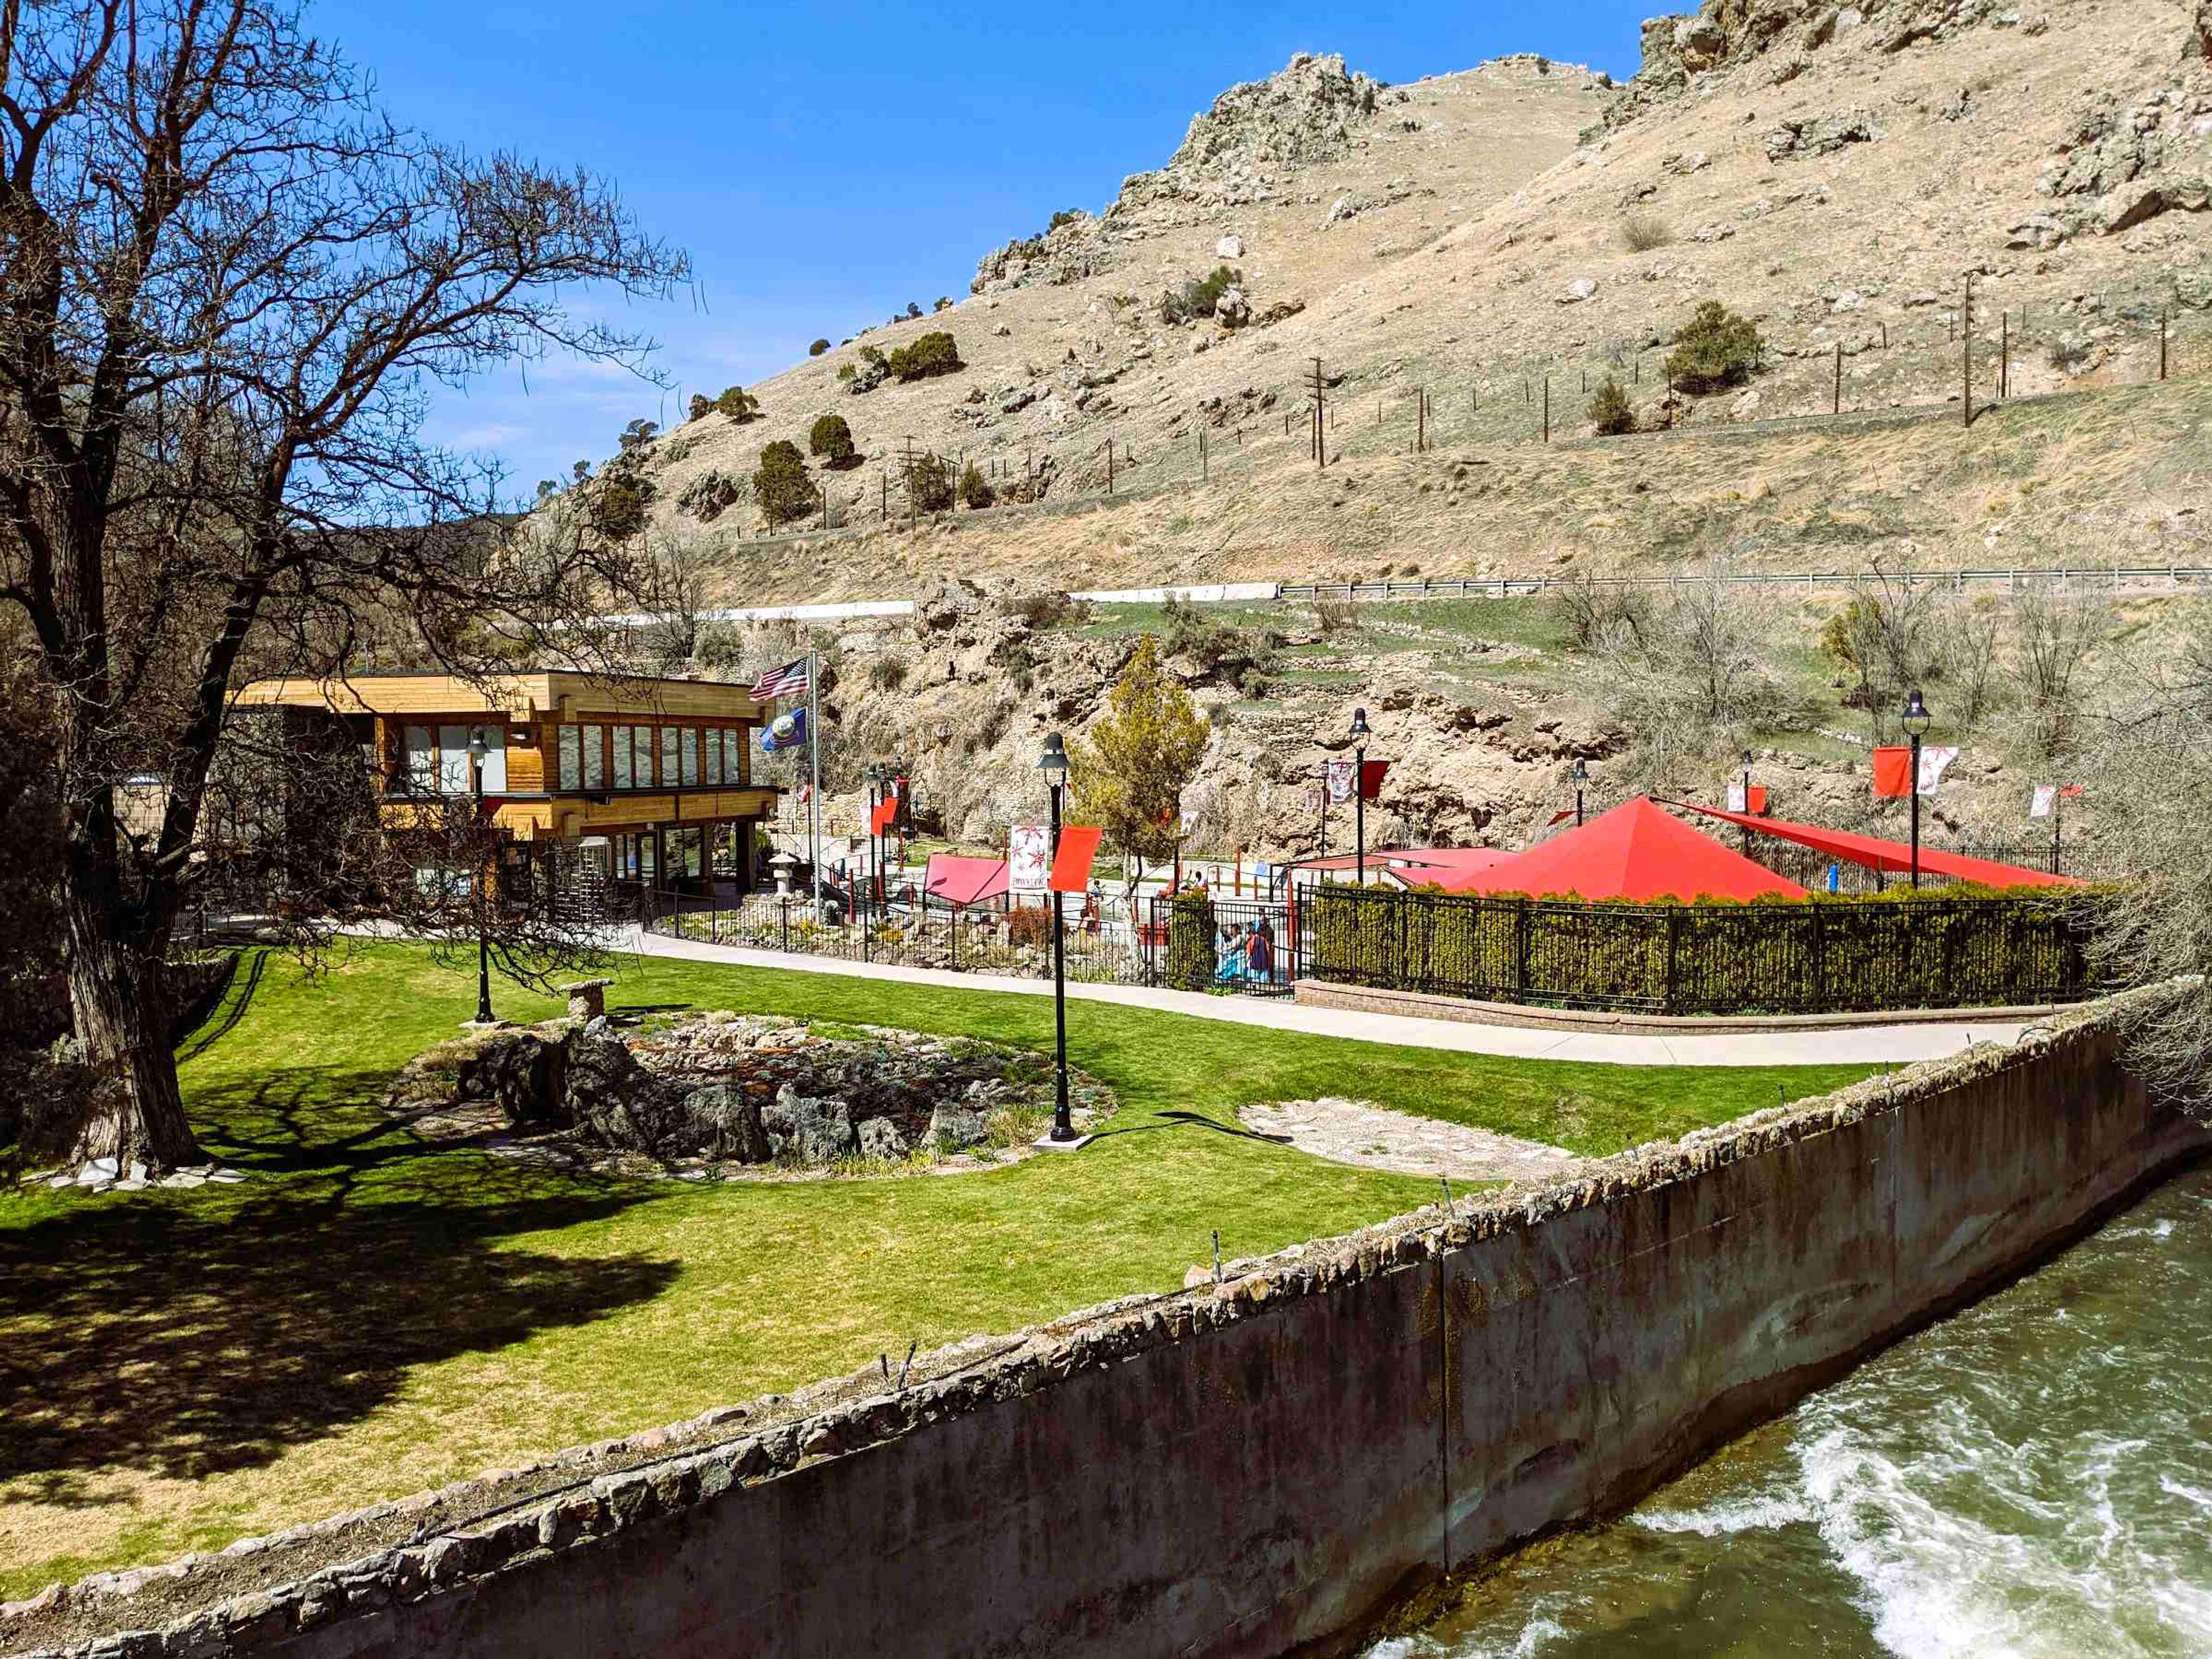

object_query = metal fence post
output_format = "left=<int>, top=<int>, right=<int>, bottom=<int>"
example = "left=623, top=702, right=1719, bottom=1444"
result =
left=780, top=896, right=790, bottom=953
left=1513, top=899, right=1529, bottom=1001
left=1663, top=908, right=1683, bottom=1014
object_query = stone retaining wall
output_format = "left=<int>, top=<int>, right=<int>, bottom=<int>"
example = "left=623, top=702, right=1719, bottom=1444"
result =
left=5, top=990, right=2202, bottom=1659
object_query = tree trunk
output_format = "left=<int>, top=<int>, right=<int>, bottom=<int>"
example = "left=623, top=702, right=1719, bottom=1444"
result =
left=62, top=904, right=203, bottom=1173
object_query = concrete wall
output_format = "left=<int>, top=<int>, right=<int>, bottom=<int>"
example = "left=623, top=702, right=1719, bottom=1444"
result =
left=9, top=995, right=2203, bottom=1659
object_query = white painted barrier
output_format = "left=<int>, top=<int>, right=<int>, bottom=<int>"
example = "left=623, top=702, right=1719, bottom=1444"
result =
left=1068, top=582, right=1282, bottom=604
left=598, top=600, right=918, bottom=628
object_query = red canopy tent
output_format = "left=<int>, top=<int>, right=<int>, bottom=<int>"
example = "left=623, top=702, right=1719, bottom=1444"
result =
left=1433, top=797, right=1808, bottom=902
left=1668, top=801, right=2084, bottom=889
left=922, top=853, right=1009, bottom=908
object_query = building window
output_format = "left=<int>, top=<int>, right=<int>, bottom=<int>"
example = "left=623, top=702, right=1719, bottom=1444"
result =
left=660, top=727, right=677, bottom=790
left=681, top=728, right=700, bottom=787
left=476, top=728, right=506, bottom=793
left=403, top=725, right=434, bottom=793
left=583, top=723, right=605, bottom=791
left=612, top=724, right=632, bottom=790
left=725, top=728, right=746, bottom=785
left=558, top=724, right=581, bottom=791
left=705, top=726, right=723, bottom=786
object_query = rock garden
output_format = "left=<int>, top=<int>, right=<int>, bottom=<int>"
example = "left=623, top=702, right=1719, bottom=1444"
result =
left=384, top=1011, right=1116, bottom=1180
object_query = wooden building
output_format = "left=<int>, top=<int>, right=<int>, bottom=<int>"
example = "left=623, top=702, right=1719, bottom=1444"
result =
left=233, top=670, right=779, bottom=896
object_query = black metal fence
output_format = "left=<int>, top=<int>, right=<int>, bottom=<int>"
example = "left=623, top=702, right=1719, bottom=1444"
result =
left=1304, top=885, right=2100, bottom=1016
left=638, top=887, right=1306, bottom=997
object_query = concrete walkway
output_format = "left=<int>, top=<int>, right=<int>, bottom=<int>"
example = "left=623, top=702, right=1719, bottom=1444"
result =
left=615, top=927, right=2036, bottom=1069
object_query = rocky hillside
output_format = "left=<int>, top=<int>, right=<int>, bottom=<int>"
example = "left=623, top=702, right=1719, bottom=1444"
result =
left=567, top=0, right=2212, bottom=597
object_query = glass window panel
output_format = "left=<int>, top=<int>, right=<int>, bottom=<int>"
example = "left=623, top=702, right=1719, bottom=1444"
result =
left=724, top=729, right=743, bottom=785
left=635, top=726, right=653, bottom=786
left=477, top=728, right=506, bottom=793
left=612, top=725, right=632, bottom=789
left=681, top=728, right=700, bottom=787
left=437, top=725, right=471, bottom=794
left=558, top=724, right=581, bottom=791
left=660, top=728, right=677, bottom=789
left=403, top=725, right=434, bottom=793
left=583, top=723, right=604, bottom=790
left=706, top=729, right=722, bottom=786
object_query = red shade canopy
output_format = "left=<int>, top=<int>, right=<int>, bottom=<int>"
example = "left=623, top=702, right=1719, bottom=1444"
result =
left=1669, top=801, right=2084, bottom=889
left=922, top=854, right=1009, bottom=907
left=1434, top=797, right=1810, bottom=902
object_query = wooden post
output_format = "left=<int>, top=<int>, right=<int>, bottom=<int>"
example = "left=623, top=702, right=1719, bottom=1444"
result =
left=1833, top=342, right=1841, bottom=415
left=1200, top=428, right=1207, bottom=482
left=2001, top=309, right=2009, bottom=399
left=1543, top=377, right=1550, bottom=443
left=2161, top=309, right=2169, bottom=381
left=1106, top=437, right=1114, bottom=495
left=1961, top=273, right=1974, bottom=429
left=1881, top=321, right=1888, bottom=350
left=1310, top=357, right=1328, bottom=471
left=1416, top=385, right=1426, bottom=452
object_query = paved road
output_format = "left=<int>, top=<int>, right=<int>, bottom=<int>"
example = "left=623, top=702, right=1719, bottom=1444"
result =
left=615, top=927, right=2035, bottom=1069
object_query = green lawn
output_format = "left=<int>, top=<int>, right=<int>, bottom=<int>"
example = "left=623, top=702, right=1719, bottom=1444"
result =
left=0, top=942, right=1874, bottom=1596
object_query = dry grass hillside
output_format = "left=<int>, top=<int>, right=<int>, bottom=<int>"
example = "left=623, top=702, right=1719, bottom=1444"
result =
left=563, top=0, right=2212, bottom=600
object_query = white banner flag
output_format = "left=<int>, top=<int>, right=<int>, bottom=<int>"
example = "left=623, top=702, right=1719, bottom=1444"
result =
left=1726, top=781, right=1748, bottom=813
left=1916, top=745, right=1959, bottom=796
left=1009, top=824, right=1050, bottom=893
left=1325, top=759, right=1356, bottom=803
left=2029, top=783, right=2057, bottom=819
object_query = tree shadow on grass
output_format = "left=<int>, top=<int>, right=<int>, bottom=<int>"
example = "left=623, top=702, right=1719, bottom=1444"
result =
left=0, top=1088, right=679, bottom=1496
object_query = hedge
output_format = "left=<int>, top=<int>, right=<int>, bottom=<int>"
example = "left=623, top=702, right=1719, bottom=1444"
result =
left=1305, top=884, right=2102, bottom=1015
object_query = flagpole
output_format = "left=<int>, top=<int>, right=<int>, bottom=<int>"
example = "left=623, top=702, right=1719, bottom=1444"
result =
left=808, top=647, right=822, bottom=915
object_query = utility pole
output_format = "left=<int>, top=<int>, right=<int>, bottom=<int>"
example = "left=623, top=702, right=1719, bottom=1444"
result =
left=1309, top=357, right=1327, bottom=470
left=1961, top=272, right=1974, bottom=429
left=902, top=435, right=919, bottom=529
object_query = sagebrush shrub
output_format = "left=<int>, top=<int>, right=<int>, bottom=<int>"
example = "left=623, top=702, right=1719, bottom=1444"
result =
left=1664, top=301, right=1763, bottom=392
left=1619, top=214, right=1672, bottom=252
left=1588, top=377, right=1637, bottom=435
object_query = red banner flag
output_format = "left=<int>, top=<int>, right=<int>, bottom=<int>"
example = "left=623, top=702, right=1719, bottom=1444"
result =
left=1049, top=826, right=1103, bottom=893
left=1546, top=809, right=1575, bottom=827
left=1872, top=747, right=1914, bottom=798
left=869, top=797, right=897, bottom=834
left=1745, top=783, right=1768, bottom=816
left=1358, top=759, right=1390, bottom=801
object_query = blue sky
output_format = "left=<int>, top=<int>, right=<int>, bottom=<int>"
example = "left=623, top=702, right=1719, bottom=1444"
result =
left=320, top=0, right=1657, bottom=496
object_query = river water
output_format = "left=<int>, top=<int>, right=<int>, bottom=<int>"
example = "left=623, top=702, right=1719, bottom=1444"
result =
left=1370, top=1165, right=2212, bottom=1659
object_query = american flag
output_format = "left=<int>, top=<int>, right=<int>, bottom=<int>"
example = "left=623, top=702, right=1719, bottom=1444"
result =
left=748, top=657, right=809, bottom=701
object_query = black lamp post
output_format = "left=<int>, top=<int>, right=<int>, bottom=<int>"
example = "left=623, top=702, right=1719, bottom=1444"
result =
left=864, top=762, right=884, bottom=922
left=1038, top=732, right=1074, bottom=1141
left=466, top=726, right=495, bottom=1025
left=1350, top=706, right=1371, bottom=885
left=1571, top=758, right=1588, bottom=828
left=1901, top=688, right=1931, bottom=889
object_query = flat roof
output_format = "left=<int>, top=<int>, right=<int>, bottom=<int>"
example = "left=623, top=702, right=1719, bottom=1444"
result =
left=235, top=669, right=767, bottom=721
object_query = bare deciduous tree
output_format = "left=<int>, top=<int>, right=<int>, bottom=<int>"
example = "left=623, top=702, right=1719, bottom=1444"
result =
left=0, top=1, right=688, bottom=1169
left=2074, top=620, right=2212, bottom=1118
left=2008, top=589, right=2106, bottom=762
left=1593, top=564, right=1787, bottom=790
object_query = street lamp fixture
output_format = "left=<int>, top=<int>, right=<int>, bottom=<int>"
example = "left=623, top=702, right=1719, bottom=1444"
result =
left=1571, top=758, right=1588, bottom=828
left=1900, top=689, right=1931, bottom=889
left=466, top=726, right=494, bottom=1025
left=1037, top=733, right=1074, bottom=1141
left=1350, top=706, right=1371, bottom=885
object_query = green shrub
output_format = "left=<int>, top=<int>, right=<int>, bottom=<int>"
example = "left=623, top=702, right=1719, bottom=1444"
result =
left=753, top=439, right=815, bottom=525
left=1663, top=301, right=1763, bottom=392
left=958, top=461, right=994, bottom=509
left=618, top=418, right=658, bottom=452
left=934, top=296, right=952, bottom=312
left=886, top=331, right=963, bottom=382
left=808, top=338, right=830, bottom=357
left=1164, top=891, right=1218, bottom=991
left=907, top=451, right=955, bottom=513
left=593, top=476, right=647, bottom=539
left=686, top=393, right=713, bottom=422
left=1587, top=377, right=1636, bottom=435
left=1048, top=208, right=1081, bottom=231
left=809, top=412, right=858, bottom=468
left=836, top=363, right=857, bottom=382
left=868, top=656, right=908, bottom=692
left=1157, top=265, right=1243, bottom=325
left=715, top=385, right=760, bottom=423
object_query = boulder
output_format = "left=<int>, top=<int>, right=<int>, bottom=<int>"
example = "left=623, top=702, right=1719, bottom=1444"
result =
left=857, top=1117, right=910, bottom=1160
left=563, top=1020, right=685, bottom=1153
left=675, top=1082, right=771, bottom=1162
left=456, top=1029, right=567, bottom=1126
left=927, top=1104, right=988, bottom=1151
left=2101, top=177, right=2210, bottom=235
left=1558, top=277, right=1598, bottom=305
left=762, top=1085, right=857, bottom=1163
left=1215, top=233, right=1244, bottom=259
left=1215, top=286, right=1251, bottom=328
